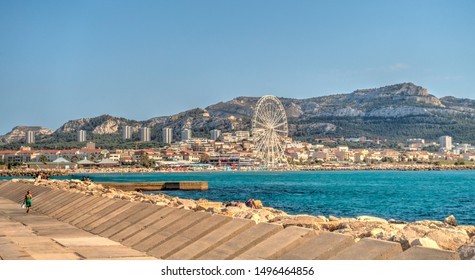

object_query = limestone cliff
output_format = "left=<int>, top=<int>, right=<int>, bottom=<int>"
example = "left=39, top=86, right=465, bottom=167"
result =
left=3, top=82, right=475, bottom=145
left=0, top=126, right=53, bottom=144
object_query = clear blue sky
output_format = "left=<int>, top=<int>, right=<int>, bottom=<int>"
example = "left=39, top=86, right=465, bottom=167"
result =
left=1, top=0, right=474, bottom=134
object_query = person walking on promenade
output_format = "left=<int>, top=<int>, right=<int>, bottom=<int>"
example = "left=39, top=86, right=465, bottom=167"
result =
left=23, top=191, right=33, bottom=213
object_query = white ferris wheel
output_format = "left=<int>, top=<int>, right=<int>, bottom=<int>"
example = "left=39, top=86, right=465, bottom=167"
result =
left=252, top=95, right=288, bottom=167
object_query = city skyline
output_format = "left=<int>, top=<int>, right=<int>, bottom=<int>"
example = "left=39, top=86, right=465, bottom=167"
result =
left=1, top=1, right=474, bottom=135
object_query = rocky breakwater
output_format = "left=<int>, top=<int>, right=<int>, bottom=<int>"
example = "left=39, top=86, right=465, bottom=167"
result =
left=0, top=169, right=70, bottom=177
left=13, top=179, right=475, bottom=260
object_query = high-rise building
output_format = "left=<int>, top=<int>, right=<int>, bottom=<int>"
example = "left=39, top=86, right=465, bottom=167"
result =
left=439, top=135, right=453, bottom=151
left=140, top=127, right=151, bottom=142
left=122, top=125, right=132, bottom=140
left=210, top=129, right=221, bottom=140
left=181, top=129, right=192, bottom=141
left=162, top=127, right=173, bottom=144
left=25, top=131, right=35, bottom=144
left=77, top=130, right=86, bottom=142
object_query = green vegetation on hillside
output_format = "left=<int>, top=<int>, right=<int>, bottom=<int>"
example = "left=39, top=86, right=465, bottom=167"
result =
left=292, top=113, right=475, bottom=143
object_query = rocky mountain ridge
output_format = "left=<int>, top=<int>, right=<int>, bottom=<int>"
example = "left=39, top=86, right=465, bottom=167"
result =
left=2, top=82, right=475, bottom=145
left=0, top=126, right=54, bottom=145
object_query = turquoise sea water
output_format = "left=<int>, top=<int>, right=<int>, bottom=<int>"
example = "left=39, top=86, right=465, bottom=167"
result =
left=64, top=170, right=475, bottom=225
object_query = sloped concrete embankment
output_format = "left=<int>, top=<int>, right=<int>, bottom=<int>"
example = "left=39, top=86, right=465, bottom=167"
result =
left=0, top=181, right=464, bottom=260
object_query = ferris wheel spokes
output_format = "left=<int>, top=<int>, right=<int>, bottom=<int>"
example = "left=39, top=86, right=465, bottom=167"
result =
left=252, top=95, right=288, bottom=167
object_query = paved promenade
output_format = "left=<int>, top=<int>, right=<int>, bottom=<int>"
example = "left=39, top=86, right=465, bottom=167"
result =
left=0, top=195, right=156, bottom=259
left=0, top=180, right=461, bottom=260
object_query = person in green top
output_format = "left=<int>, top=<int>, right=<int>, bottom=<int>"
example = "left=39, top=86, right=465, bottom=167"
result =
left=24, top=191, right=33, bottom=214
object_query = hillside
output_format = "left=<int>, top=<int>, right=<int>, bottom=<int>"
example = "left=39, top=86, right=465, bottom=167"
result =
left=2, top=82, right=475, bottom=148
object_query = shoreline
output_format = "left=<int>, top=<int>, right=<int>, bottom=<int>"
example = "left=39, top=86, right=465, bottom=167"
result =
left=2, top=163, right=475, bottom=177
left=8, top=178, right=475, bottom=258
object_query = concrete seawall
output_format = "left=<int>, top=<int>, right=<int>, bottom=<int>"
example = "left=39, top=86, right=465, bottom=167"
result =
left=0, top=181, right=462, bottom=260
left=97, top=181, right=208, bottom=191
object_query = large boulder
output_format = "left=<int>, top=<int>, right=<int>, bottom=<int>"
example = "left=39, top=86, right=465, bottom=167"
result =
left=196, top=201, right=224, bottom=213
left=411, top=238, right=440, bottom=249
left=177, top=199, right=197, bottom=210
left=391, top=224, right=431, bottom=250
left=459, top=225, right=475, bottom=238
left=425, top=228, right=470, bottom=251
left=413, top=220, right=445, bottom=228
left=357, top=215, right=388, bottom=224
left=232, top=208, right=278, bottom=223
left=336, top=221, right=399, bottom=240
left=392, top=223, right=470, bottom=251
left=444, top=215, right=458, bottom=226
left=270, top=215, right=328, bottom=229
left=222, top=206, right=247, bottom=217
left=457, top=244, right=475, bottom=260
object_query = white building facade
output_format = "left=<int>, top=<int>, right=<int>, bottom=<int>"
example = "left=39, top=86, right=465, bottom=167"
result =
left=140, top=127, right=151, bottom=142
left=122, top=125, right=132, bottom=140
left=77, top=130, right=86, bottom=142
left=162, top=127, right=173, bottom=144
left=26, top=131, right=35, bottom=144
left=181, top=129, right=192, bottom=141
left=439, top=135, right=453, bottom=151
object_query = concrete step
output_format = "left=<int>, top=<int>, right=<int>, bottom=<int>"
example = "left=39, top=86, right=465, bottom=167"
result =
left=48, top=193, right=92, bottom=217
left=121, top=208, right=192, bottom=247
left=197, top=222, right=283, bottom=260
left=168, top=217, right=255, bottom=260
left=109, top=206, right=176, bottom=242
left=133, top=211, right=211, bottom=252
left=36, top=191, right=78, bottom=214
left=10, top=183, right=45, bottom=202
left=0, top=182, right=23, bottom=196
left=98, top=203, right=160, bottom=238
left=329, top=238, right=403, bottom=260
left=28, top=189, right=64, bottom=211
left=148, top=214, right=232, bottom=259
left=1, top=182, right=32, bottom=203
left=0, top=237, right=34, bottom=260
left=233, top=226, right=316, bottom=260
left=9, top=236, right=80, bottom=259
left=82, top=201, right=136, bottom=231
left=0, top=180, right=11, bottom=191
left=54, top=194, right=104, bottom=220
left=278, top=231, right=355, bottom=260
left=69, top=245, right=151, bottom=259
left=61, top=196, right=109, bottom=223
left=392, top=246, right=460, bottom=260
left=75, top=200, right=130, bottom=229
left=69, top=198, right=118, bottom=226
left=91, top=203, right=150, bottom=235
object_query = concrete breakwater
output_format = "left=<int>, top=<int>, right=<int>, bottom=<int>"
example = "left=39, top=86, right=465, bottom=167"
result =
left=1, top=179, right=474, bottom=260
left=97, top=181, right=208, bottom=191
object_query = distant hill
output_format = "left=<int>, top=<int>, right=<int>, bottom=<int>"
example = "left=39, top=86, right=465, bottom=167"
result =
left=0, top=126, right=53, bottom=145
left=2, top=82, right=475, bottom=148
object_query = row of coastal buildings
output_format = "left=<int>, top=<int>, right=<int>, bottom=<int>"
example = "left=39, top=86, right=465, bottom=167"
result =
left=2, top=131, right=475, bottom=170
left=23, top=126, right=222, bottom=144
left=289, top=135, right=474, bottom=163
left=0, top=130, right=255, bottom=170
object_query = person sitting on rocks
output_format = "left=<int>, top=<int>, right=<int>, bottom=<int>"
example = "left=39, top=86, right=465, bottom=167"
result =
left=34, top=173, right=42, bottom=185
left=225, top=201, right=246, bottom=207
left=245, top=199, right=258, bottom=208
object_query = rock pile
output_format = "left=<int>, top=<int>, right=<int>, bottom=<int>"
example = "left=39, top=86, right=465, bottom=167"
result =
left=15, top=178, right=475, bottom=259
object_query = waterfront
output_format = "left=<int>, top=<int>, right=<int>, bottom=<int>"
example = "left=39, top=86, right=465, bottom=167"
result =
left=68, top=170, right=475, bottom=225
